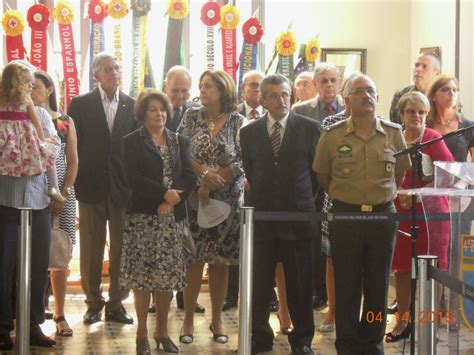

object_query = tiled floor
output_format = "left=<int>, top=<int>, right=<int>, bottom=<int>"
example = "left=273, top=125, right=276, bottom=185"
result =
left=2, top=283, right=474, bottom=354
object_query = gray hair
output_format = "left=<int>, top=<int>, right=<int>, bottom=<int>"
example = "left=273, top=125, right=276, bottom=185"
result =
left=260, top=74, right=290, bottom=98
left=313, top=62, right=338, bottom=81
left=418, top=52, right=442, bottom=72
left=242, top=70, right=264, bottom=83
left=92, top=52, right=119, bottom=75
left=165, top=65, right=192, bottom=83
left=344, top=73, right=377, bottom=96
left=341, top=71, right=362, bottom=98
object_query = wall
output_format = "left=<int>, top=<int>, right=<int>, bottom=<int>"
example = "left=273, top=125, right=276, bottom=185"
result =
left=459, top=0, right=473, bottom=118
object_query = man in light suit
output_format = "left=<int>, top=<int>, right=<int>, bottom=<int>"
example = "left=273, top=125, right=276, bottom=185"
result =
left=240, top=74, right=321, bottom=354
left=164, top=65, right=199, bottom=132
left=238, top=70, right=266, bottom=121
left=292, top=62, right=344, bottom=311
left=68, top=53, right=137, bottom=325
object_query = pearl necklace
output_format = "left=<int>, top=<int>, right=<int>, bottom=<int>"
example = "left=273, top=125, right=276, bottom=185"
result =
left=403, top=127, right=425, bottom=145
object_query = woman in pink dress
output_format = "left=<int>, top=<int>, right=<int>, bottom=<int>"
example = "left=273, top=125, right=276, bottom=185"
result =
left=386, top=91, right=454, bottom=342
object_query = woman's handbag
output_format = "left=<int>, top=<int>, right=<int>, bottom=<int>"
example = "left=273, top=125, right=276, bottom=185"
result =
left=49, top=216, right=73, bottom=270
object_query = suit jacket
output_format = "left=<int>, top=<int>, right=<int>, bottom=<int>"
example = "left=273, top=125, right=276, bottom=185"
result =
left=122, top=127, right=197, bottom=221
left=292, top=96, right=344, bottom=123
left=240, top=112, right=321, bottom=240
left=237, top=102, right=266, bottom=119
left=166, top=100, right=199, bottom=132
left=68, top=88, right=137, bottom=207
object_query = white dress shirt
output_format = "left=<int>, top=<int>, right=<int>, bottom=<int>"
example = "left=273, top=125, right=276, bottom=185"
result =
left=98, top=84, right=119, bottom=133
left=267, top=113, right=289, bottom=144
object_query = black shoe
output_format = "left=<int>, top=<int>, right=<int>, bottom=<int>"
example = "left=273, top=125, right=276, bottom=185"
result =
left=194, top=303, right=206, bottom=313
left=385, top=324, right=411, bottom=343
left=176, top=291, right=206, bottom=313
left=387, top=299, right=398, bottom=315
left=209, top=324, right=229, bottom=344
left=105, top=305, right=134, bottom=324
left=0, top=333, right=13, bottom=351
left=269, top=299, right=279, bottom=312
left=45, top=307, right=53, bottom=320
left=148, top=302, right=156, bottom=313
left=291, top=345, right=314, bottom=354
left=312, top=295, right=328, bottom=310
left=222, top=299, right=238, bottom=311
left=30, top=325, right=56, bottom=347
left=83, top=308, right=102, bottom=324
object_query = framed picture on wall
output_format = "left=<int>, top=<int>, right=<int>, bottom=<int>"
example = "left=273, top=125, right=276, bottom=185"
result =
left=420, top=46, right=442, bottom=61
left=321, top=48, right=367, bottom=87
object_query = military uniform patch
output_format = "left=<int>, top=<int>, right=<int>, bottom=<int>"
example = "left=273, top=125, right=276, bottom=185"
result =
left=337, top=144, right=352, bottom=154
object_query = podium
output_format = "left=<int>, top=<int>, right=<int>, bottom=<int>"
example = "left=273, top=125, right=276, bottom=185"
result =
left=398, top=161, right=474, bottom=354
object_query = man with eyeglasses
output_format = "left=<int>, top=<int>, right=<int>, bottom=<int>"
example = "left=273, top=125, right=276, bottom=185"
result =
left=240, top=74, right=320, bottom=354
left=164, top=65, right=199, bottom=132
left=68, top=52, right=137, bottom=325
left=390, top=52, right=441, bottom=125
left=238, top=70, right=266, bottom=121
left=314, top=74, right=410, bottom=355
left=292, top=62, right=344, bottom=123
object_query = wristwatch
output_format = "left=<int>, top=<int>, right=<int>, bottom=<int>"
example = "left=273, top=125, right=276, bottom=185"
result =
left=201, top=170, right=209, bottom=179
left=62, top=186, right=73, bottom=197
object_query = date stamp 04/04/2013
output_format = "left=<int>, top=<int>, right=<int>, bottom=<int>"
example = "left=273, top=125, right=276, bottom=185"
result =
left=365, top=310, right=454, bottom=324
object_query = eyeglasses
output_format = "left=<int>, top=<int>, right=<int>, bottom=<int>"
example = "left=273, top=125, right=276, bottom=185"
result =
left=438, top=86, right=458, bottom=94
left=349, top=87, right=377, bottom=97
left=266, top=92, right=291, bottom=101
left=245, top=81, right=260, bottom=89
left=403, top=109, right=428, bottom=116
left=317, top=77, right=338, bottom=85
left=102, top=64, right=121, bottom=74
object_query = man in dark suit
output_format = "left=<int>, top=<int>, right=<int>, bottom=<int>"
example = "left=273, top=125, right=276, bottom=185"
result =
left=164, top=65, right=199, bottom=132
left=68, top=53, right=137, bottom=325
left=240, top=74, right=321, bottom=354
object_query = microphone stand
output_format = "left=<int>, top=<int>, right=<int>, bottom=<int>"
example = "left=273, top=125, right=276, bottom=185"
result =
left=394, top=123, right=474, bottom=355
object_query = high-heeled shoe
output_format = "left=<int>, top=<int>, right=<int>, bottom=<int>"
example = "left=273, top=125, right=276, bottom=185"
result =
left=54, top=316, right=73, bottom=337
left=154, top=336, right=179, bottom=353
left=385, top=324, right=411, bottom=343
left=209, top=324, right=229, bottom=344
left=135, top=338, right=151, bottom=354
left=277, top=313, right=293, bottom=335
left=179, top=327, right=194, bottom=344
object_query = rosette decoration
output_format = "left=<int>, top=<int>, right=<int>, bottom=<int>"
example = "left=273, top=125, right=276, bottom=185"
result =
left=53, top=0, right=80, bottom=109
left=27, top=4, right=51, bottom=70
left=220, top=4, right=240, bottom=81
left=88, top=0, right=108, bottom=90
left=2, top=10, right=26, bottom=62
left=238, top=17, right=264, bottom=90
left=295, top=37, right=321, bottom=76
left=162, top=0, right=190, bottom=90
left=107, top=0, right=129, bottom=87
left=129, top=0, right=155, bottom=98
left=275, top=30, right=297, bottom=81
left=200, top=1, right=221, bottom=71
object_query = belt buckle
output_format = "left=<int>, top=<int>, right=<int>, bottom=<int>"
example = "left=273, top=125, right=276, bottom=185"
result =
left=361, top=204, right=373, bottom=212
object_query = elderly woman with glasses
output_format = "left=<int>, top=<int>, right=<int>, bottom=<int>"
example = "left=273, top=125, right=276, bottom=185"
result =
left=386, top=91, right=454, bottom=342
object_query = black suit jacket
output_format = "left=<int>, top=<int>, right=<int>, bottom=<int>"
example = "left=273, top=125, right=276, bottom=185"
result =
left=122, top=127, right=197, bottom=221
left=68, top=88, right=137, bottom=207
left=165, top=100, right=199, bottom=132
left=240, top=112, right=321, bottom=240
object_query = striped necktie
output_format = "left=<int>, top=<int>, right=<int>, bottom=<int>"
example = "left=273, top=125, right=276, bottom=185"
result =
left=270, top=121, right=281, bottom=157
left=326, top=103, right=334, bottom=116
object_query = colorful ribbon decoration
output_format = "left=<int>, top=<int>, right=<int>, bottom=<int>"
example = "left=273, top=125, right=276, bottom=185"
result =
left=220, top=4, right=240, bottom=81
left=201, top=1, right=220, bottom=71
left=129, top=0, right=153, bottom=98
left=275, top=30, right=297, bottom=81
left=27, top=4, right=51, bottom=70
left=295, top=37, right=321, bottom=76
left=108, top=0, right=129, bottom=85
left=88, top=0, right=108, bottom=90
left=238, top=17, right=263, bottom=90
left=54, top=0, right=80, bottom=110
left=162, top=0, right=189, bottom=89
left=2, top=10, right=26, bottom=62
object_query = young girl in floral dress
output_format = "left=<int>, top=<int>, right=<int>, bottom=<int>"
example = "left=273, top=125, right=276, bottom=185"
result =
left=0, top=61, right=64, bottom=201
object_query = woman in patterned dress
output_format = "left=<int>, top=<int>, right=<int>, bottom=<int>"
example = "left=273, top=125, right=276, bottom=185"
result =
left=31, top=71, right=78, bottom=337
left=120, top=89, right=196, bottom=354
left=178, top=70, right=245, bottom=344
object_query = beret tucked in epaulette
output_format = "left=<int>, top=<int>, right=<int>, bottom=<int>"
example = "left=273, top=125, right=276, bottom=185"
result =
left=324, top=119, right=346, bottom=132
left=380, top=119, right=402, bottom=130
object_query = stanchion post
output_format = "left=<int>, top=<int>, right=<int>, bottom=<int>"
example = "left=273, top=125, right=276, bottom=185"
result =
left=418, top=255, right=438, bottom=355
left=16, top=208, right=32, bottom=355
left=238, top=207, right=254, bottom=355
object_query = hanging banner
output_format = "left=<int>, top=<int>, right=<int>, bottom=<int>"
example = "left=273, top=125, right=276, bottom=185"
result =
left=88, top=0, right=108, bottom=90
left=2, top=10, right=26, bottom=62
left=220, top=4, right=240, bottom=81
left=201, top=1, right=220, bottom=71
left=108, top=0, right=129, bottom=84
left=238, top=17, right=263, bottom=89
left=461, top=234, right=474, bottom=330
left=27, top=4, right=51, bottom=71
left=129, top=0, right=151, bottom=98
left=162, top=0, right=189, bottom=89
left=54, top=1, right=80, bottom=110
left=275, top=30, right=297, bottom=81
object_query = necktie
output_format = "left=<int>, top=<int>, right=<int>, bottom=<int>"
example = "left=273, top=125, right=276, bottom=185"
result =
left=249, top=109, right=258, bottom=120
left=326, top=103, right=334, bottom=116
left=270, top=121, right=281, bottom=157
left=171, top=108, right=181, bottom=129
